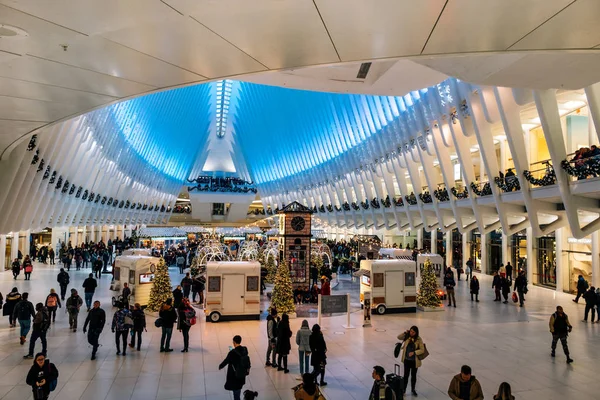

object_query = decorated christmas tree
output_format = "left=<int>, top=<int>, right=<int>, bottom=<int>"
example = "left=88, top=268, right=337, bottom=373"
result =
left=417, top=258, right=442, bottom=308
left=270, top=260, right=295, bottom=314
left=189, top=255, right=200, bottom=277
left=265, top=255, right=277, bottom=283
left=146, top=257, right=173, bottom=312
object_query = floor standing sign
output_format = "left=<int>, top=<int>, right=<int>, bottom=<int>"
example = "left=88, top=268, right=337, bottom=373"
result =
left=318, top=294, right=355, bottom=329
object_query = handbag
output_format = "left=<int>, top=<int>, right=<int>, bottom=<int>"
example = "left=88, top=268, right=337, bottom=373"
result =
left=154, top=317, right=163, bottom=328
left=394, top=342, right=402, bottom=358
left=512, top=291, right=519, bottom=303
left=124, top=315, right=134, bottom=327
left=417, top=343, right=429, bottom=361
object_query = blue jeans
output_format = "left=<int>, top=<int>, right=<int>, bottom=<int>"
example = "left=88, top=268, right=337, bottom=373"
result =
left=161, top=327, right=173, bottom=350
left=85, top=292, right=94, bottom=309
left=19, top=319, right=31, bottom=337
left=232, top=389, right=241, bottom=400
left=299, top=350, right=310, bottom=374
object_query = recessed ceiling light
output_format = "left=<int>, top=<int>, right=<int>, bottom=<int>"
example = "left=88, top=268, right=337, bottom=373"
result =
left=0, top=24, right=28, bottom=38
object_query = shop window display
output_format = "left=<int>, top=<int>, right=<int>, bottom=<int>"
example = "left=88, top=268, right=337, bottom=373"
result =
left=537, top=236, right=556, bottom=288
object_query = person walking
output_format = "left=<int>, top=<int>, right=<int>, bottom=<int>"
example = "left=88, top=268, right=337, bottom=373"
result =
left=82, top=273, right=98, bottom=311
left=513, top=270, right=528, bottom=307
left=492, top=272, right=502, bottom=301
left=23, top=256, right=33, bottom=280
left=444, top=272, right=457, bottom=307
left=456, top=263, right=462, bottom=281
left=398, top=325, right=424, bottom=396
left=276, top=313, right=292, bottom=373
left=177, top=298, right=196, bottom=352
left=448, top=365, right=484, bottom=400
left=181, top=273, right=193, bottom=299
left=191, top=275, right=203, bottom=304
left=48, top=248, right=55, bottom=265
left=583, top=286, right=597, bottom=322
left=369, top=366, right=395, bottom=400
left=296, top=320, right=311, bottom=377
left=111, top=301, right=132, bottom=356
left=83, top=300, right=106, bottom=360
left=501, top=275, right=511, bottom=304
left=4, top=287, right=21, bottom=327
left=44, top=289, right=61, bottom=323
left=13, top=292, right=35, bottom=345
left=465, top=258, right=474, bottom=281
left=266, top=307, right=278, bottom=368
left=66, top=289, right=83, bottom=332
left=56, top=268, right=70, bottom=301
left=293, top=373, right=324, bottom=399
left=320, top=278, right=331, bottom=296
left=573, top=275, right=588, bottom=303
left=505, top=262, right=513, bottom=282
left=549, top=305, right=573, bottom=363
left=121, top=283, right=131, bottom=310
left=159, top=298, right=177, bottom=352
left=218, top=335, right=250, bottom=400
left=129, top=303, right=146, bottom=351
left=11, top=258, right=20, bottom=280
left=493, top=382, right=515, bottom=400
left=26, top=353, right=58, bottom=400
left=499, top=263, right=506, bottom=279
left=309, top=323, right=327, bottom=386
left=93, top=258, right=103, bottom=279
left=470, top=276, right=480, bottom=302
left=176, top=253, right=185, bottom=274
left=24, top=303, right=50, bottom=358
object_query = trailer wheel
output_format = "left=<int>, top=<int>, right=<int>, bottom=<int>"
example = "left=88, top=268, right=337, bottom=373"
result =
left=209, top=312, right=221, bottom=323
left=376, top=305, right=386, bottom=315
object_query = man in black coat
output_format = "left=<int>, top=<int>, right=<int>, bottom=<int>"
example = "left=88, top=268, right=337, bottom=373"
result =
left=505, top=262, right=513, bottom=282
left=492, top=272, right=502, bottom=301
left=56, top=268, right=70, bottom=301
left=549, top=306, right=573, bottom=363
left=583, top=286, right=597, bottom=322
left=514, top=271, right=528, bottom=307
left=218, top=335, right=249, bottom=400
left=83, top=301, right=106, bottom=360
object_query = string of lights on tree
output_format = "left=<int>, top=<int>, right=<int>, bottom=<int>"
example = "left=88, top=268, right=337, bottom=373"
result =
left=561, top=157, right=600, bottom=180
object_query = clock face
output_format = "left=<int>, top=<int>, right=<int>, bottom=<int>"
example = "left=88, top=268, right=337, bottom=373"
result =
left=291, top=216, right=306, bottom=231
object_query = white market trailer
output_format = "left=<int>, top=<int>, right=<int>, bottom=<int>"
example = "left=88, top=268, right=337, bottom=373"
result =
left=112, top=255, right=158, bottom=307
left=205, top=261, right=261, bottom=323
left=358, top=259, right=417, bottom=314
left=378, top=248, right=414, bottom=260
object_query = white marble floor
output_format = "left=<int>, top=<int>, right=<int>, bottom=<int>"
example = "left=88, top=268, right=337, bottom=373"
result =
left=0, top=262, right=598, bottom=400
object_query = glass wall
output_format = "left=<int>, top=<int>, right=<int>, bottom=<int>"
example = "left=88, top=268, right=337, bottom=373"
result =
left=451, top=228, right=462, bottom=268
left=469, top=230, right=482, bottom=271
left=566, top=236, right=592, bottom=294
left=510, top=230, right=528, bottom=273
left=536, top=234, right=556, bottom=288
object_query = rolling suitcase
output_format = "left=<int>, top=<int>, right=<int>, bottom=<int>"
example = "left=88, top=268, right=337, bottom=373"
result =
left=385, top=363, right=404, bottom=399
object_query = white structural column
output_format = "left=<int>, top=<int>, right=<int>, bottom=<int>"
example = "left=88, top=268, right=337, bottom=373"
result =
left=446, top=231, right=453, bottom=267
left=462, top=232, right=468, bottom=270
left=0, top=234, right=6, bottom=271
left=593, top=231, right=599, bottom=288
left=481, top=232, right=488, bottom=274
left=23, top=230, right=31, bottom=258
left=10, top=233, right=18, bottom=261
left=430, top=228, right=436, bottom=253
left=502, top=234, right=509, bottom=265
left=555, top=227, right=568, bottom=293
left=417, top=229, right=423, bottom=249
left=526, top=227, right=535, bottom=284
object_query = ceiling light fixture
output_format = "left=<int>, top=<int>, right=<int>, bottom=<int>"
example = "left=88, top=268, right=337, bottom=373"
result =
left=215, top=80, right=232, bottom=139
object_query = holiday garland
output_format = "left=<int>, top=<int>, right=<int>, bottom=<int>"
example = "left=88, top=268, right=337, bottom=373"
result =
left=561, top=157, right=600, bottom=180
left=433, top=188, right=450, bottom=202
left=523, top=167, right=556, bottom=186
left=450, top=187, right=469, bottom=199
left=494, top=175, right=521, bottom=192
left=382, top=195, right=392, bottom=208
left=370, top=197, right=381, bottom=209
left=470, top=182, right=492, bottom=196
left=405, top=193, right=418, bottom=205
left=393, top=197, right=404, bottom=207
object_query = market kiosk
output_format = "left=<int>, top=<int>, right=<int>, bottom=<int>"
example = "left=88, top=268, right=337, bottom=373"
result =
left=205, top=261, right=261, bottom=322
left=378, top=248, right=414, bottom=260
left=357, top=259, right=417, bottom=314
left=111, top=255, right=157, bottom=307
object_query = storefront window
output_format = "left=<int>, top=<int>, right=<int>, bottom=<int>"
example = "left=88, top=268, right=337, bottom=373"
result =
left=452, top=229, right=462, bottom=268
left=510, top=230, right=528, bottom=273
left=489, top=230, right=502, bottom=272
left=537, top=235, right=556, bottom=288
left=566, top=236, right=592, bottom=294
left=469, top=230, right=481, bottom=271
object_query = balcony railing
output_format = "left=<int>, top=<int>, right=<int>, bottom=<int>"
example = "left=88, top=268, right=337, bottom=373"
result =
left=523, top=160, right=556, bottom=187
left=561, top=151, right=600, bottom=181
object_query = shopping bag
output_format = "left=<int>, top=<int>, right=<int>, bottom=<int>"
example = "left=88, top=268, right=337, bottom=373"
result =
left=512, top=291, right=518, bottom=303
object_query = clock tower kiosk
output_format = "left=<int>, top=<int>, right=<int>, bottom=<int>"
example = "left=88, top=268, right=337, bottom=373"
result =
left=277, top=201, right=312, bottom=285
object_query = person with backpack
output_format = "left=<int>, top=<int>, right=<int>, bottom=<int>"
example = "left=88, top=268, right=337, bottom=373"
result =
left=129, top=303, right=146, bottom=351
left=24, top=303, right=50, bottom=358
left=265, top=307, right=278, bottom=368
left=159, top=298, right=177, bottom=352
left=14, top=292, right=35, bottom=345
left=66, top=289, right=83, bottom=332
left=111, top=301, right=132, bottom=356
left=26, top=353, right=58, bottom=400
left=398, top=325, right=424, bottom=396
left=219, top=335, right=250, bottom=400
left=56, top=268, right=70, bottom=301
left=11, top=258, right=20, bottom=280
left=309, top=324, right=327, bottom=386
left=583, top=286, right=597, bottom=322
left=82, top=273, right=98, bottom=311
left=369, top=366, right=396, bottom=400
left=293, top=373, right=324, bottom=400
left=470, top=276, right=480, bottom=302
left=83, top=300, right=106, bottom=360
left=4, top=287, right=21, bottom=327
left=276, top=313, right=292, bottom=373
left=44, top=289, right=61, bottom=323
left=549, top=305, right=573, bottom=363
left=573, top=275, right=588, bottom=303
left=177, top=298, right=196, bottom=352
left=296, top=319, right=312, bottom=377
left=444, top=272, right=457, bottom=307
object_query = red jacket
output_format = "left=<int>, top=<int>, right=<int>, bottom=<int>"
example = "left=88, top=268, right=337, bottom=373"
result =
left=321, top=281, right=331, bottom=296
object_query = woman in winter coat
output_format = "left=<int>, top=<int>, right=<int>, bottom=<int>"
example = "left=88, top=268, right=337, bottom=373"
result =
left=177, top=298, right=195, bottom=352
left=294, top=373, right=324, bottom=400
left=470, top=276, right=480, bottom=302
left=276, top=313, right=292, bottom=373
left=295, top=319, right=312, bottom=375
left=25, top=353, right=58, bottom=400
left=3, top=287, right=21, bottom=327
left=399, top=325, right=425, bottom=397
left=45, top=289, right=61, bottom=323
left=172, top=286, right=183, bottom=309
left=23, top=256, right=33, bottom=280
left=309, top=323, right=327, bottom=386
left=11, top=259, right=20, bottom=280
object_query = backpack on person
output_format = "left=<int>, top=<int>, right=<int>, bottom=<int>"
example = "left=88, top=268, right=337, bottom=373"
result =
left=46, top=296, right=57, bottom=308
left=184, top=307, right=197, bottom=326
left=234, top=351, right=251, bottom=379
left=584, top=280, right=590, bottom=290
